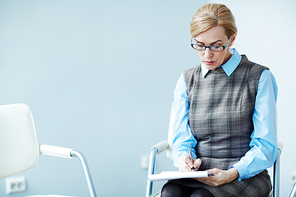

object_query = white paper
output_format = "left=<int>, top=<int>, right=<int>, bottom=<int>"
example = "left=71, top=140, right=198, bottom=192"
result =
left=148, top=171, right=209, bottom=181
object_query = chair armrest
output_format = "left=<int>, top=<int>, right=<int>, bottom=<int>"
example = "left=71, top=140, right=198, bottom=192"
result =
left=151, top=140, right=169, bottom=154
left=40, top=145, right=97, bottom=197
left=39, top=144, right=73, bottom=159
left=146, top=140, right=169, bottom=197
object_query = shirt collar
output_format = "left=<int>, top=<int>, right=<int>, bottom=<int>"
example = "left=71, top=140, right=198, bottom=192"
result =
left=201, top=48, right=242, bottom=77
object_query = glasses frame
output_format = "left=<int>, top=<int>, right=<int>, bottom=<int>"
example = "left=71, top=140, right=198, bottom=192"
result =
left=191, top=35, right=233, bottom=52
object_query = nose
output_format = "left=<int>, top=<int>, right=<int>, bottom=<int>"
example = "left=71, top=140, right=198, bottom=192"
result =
left=204, top=48, right=213, bottom=58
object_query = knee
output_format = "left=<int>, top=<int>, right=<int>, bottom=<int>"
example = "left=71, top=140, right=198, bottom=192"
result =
left=161, top=182, right=184, bottom=197
left=161, top=183, right=173, bottom=197
left=190, top=188, right=214, bottom=197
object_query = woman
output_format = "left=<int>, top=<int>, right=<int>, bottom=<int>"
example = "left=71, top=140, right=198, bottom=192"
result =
left=161, top=3, right=278, bottom=197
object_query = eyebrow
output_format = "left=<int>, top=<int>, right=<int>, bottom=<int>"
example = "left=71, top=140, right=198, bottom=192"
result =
left=194, top=39, right=223, bottom=45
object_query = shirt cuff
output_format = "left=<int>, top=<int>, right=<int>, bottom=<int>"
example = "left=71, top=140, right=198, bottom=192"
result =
left=232, top=162, right=248, bottom=181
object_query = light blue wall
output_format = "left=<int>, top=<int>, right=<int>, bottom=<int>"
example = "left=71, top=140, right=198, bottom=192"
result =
left=211, top=0, right=296, bottom=196
left=3, top=1, right=293, bottom=196
left=0, top=0, right=207, bottom=196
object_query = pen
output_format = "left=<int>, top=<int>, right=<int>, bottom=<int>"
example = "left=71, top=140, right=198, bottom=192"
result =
left=188, top=147, right=195, bottom=171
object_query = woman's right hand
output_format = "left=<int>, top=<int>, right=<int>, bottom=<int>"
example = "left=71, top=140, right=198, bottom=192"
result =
left=179, top=155, right=202, bottom=172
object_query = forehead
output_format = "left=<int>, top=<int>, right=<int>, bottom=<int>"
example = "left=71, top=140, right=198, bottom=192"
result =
left=194, top=26, right=227, bottom=43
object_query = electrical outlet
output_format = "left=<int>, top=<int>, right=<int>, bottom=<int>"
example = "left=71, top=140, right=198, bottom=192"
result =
left=6, top=176, right=26, bottom=194
left=141, top=155, right=149, bottom=169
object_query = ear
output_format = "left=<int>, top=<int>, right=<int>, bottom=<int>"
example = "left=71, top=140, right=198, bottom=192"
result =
left=228, top=32, right=237, bottom=47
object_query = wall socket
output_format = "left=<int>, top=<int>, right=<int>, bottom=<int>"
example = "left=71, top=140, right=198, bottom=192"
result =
left=6, top=176, right=26, bottom=194
left=141, top=155, right=149, bottom=169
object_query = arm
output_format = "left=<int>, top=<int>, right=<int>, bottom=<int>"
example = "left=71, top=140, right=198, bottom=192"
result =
left=171, top=74, right=198, bottom=170
left=233, top=69, right=278, bottom=180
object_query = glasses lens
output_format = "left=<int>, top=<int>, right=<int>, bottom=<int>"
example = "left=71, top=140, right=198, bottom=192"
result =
left=192, top=44, right=205, bottom=51
left=191, top=38, right=203, bottom=51
left=210, top=46, right=224, bottom=52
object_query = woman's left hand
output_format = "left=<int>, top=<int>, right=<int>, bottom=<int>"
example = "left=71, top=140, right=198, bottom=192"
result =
left=194, top=167, right=239, bottom=187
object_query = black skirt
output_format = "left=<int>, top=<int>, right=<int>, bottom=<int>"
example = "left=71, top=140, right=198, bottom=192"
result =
left=168, top=170, right=271, bottom=197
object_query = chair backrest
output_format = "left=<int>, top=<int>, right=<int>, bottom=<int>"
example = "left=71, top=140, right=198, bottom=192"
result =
left=0, top=103, right=39, bottom=178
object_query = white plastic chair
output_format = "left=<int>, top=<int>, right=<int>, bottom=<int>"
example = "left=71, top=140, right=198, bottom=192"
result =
left=0, top=103, right=97, bottom=197
left=146, top=103, right=282, bottom=197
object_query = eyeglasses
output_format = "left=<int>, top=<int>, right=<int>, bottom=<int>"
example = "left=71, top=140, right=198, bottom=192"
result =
left=191, top=35, right=233, bottom=52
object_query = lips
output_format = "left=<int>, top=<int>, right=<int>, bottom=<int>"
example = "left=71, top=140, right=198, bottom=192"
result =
left=204, top=61, right=215, bottom=65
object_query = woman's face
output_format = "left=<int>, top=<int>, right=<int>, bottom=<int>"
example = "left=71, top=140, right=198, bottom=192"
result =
left=194, top=26, right=236, bottom=70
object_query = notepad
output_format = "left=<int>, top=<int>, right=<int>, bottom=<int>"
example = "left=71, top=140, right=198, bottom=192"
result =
left=148, top=171, right=209, bottom=181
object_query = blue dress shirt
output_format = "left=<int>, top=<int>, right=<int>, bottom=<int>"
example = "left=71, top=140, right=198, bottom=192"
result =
left=172, top=48, right=278, bottom=180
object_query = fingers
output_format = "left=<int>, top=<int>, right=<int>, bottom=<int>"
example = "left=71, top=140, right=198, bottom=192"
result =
left=179, top=155, right=194, bottom=171
left=194, top=174, right=217, bottom=187
left=194, top=168, right=227, bottom=187
left=179, top=155, right=204, bottom=172
left=184, top=155, right=194, bottom=168
left=193, top=158, right=202, bottom=170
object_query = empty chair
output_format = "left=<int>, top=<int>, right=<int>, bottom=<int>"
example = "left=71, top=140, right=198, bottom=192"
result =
left=0, top=103, right=97, bottom=197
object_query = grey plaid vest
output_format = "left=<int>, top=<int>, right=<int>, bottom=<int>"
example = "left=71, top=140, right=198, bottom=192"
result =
left=184, top=55, right=268, bottom=171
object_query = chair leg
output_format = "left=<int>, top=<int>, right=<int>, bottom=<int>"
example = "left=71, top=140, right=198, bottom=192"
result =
left=273, top=159, right=279, bottom=197
left=273, top=148, right=281, bottom=197
left=146, top=147, right=158, bottom=197
left=71, top=150, right=97, bottom=197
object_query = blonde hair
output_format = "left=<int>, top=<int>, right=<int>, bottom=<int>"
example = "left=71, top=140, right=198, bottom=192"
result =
left=190, top=3, right=237, bottom=39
